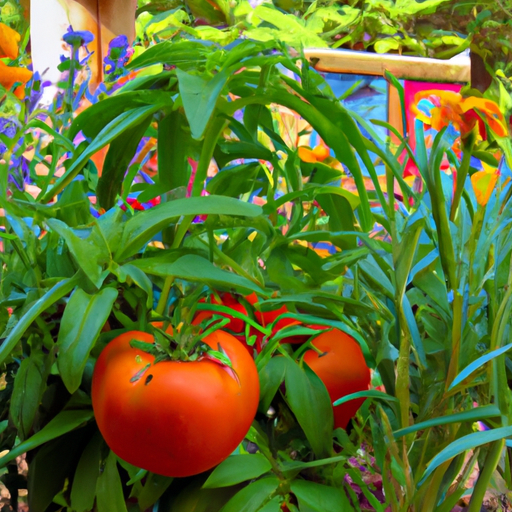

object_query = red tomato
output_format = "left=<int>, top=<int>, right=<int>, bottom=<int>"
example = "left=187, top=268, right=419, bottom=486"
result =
left=303, top=329, right=370, bottom=430
left=91, top=329, right=260, bottom=477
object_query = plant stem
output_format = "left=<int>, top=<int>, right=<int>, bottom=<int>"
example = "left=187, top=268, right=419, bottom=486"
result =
left=155, top=277, right=174, bottom=316
left=450, top=132, right=475, bottom=222
left=467, top=439, right=505, bottom=512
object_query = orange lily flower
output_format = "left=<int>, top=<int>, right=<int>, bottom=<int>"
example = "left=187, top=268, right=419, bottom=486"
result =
left=470, top=162, right=500, bottom=207
left=0, top=22, right=20, bottom=60
left=412, top=90, right=507, bottom=140
left=0, top=61, right=32, bottom=98
left=298, top=143, right=331, bottom=163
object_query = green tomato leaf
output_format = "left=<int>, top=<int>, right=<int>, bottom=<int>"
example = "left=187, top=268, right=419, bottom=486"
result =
left=127, top=40, right=210, bottom=70
left=290, top=480, right=352, bottom=512
left=10, top=350, right=52, bottom=441
left=258, top=356, right=288, bottom=413
left=70, top=431, right=104, bottom=512
left=132, top=254, right=264, bottom=295
left=0, top=275, right=80, bottom=366
left=157, top=110, right=193, bottom=191
left=219, top=477, right=280, bottom=512
left=116, top=195, right=262, bottom=260
left=0, top=407, right=93, bottom=468
left=57, top=287, right=118, bottom=394
left=203, top=454, right=272, bottom=489
left=96, top=451, right=128, bottom=512
left=113, top=264, right=153, bottom=308
left=43, top=105, right=167, bottom=203
left=285, top=358, right=333, bottom=459
left=28, top=426, right=92, bottom=512
left=97, top=113, right=154, bottom=209
left=176, top=68, right=229, bottom=140
left=137, top=472, right=173, bottom=511
left=46, top=219, right=109, bottom=289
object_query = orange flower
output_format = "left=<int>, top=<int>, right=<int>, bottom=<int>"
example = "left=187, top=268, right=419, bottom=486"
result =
left=298, top=143, right=331, bottom=163
left=412, top=90, right=507, bottom=140
left=0, top=61, right=32, bottom=97
left=0, top=22, right=20, bottom=60
left=470, top=162, right=500, bottom=206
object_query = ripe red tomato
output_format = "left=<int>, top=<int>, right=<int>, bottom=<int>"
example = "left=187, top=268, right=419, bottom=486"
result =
left=91, top=329, right=260, bottom=477
left=303, top=329, right=370, bottom=430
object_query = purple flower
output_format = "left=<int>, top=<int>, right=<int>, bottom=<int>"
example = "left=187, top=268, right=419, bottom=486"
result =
left=63, top=26, right=94, bottom=47
left=0, top=118, right=17, bottom=154
left=103, top=34, right=133, bottom=81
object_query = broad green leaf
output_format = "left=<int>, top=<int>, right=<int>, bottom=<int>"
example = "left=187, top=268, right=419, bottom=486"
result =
left=116, top=195, right=262, bottom=260
left=42, top=105, right=166, bottom=202
left=0, top=275, right=79, bottom=366
left=113, top=264, right=153, bottom=308
left=394, top=405, right=501, bottom=439
left=203, top=454, right=272, bottom=488
left=46, top=219, right=107, bottom=289
left=131, top=254, right=264, bottom=295
left=219, top=477, right=280, bottom=512
left=157, top=110, right=191, bottom=191
left=177, top=68, right=228, bottom=139
left=316, top=194, right=356, bottom=232
left=97, top=113, right=153, bottom=209
left=57, top=287, right=119, bottom=394
left=52, top=180, right=92, bottom=227
left=10, top=350, right=52, bottom=441
left=127, top=40, right=210, bottom=70
left=251, top=5, right=327, bottom=47
left=0, top=408, right=93, bottom=467
left=96, top=451, right=128, bottom=512
left=28, top=427, right=92, bottom=512
left=70, top=431, right=104, bottom=512
left=448, top=342, right=512, bottom=391
left=258, top=356, right=288, bottom=412
left=359, top=257, right=394, bottom=299
left=137, top=472, right=173, bottom=511
left=290, top=480, right=352, bottom=511
left=418, top=426, right=512, bottom=486
left=256, top=498, right=282, bottom=512
left=69, top=90, right=174, bottom=141
left=285, top=358, right=333, bottom=459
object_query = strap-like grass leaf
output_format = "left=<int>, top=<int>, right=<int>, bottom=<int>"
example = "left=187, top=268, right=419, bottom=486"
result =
left=393, top=405, right=501, bottom=439
left=418, top=426, right=512, bottom=487
left=333, top=390, right=399, bottom=407
left=448, top=342, right=512, bottom=391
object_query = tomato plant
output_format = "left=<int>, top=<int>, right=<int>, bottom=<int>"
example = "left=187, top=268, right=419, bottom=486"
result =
left=303, top=329, right=370, bottom=430
left=91, top=329, right=260, bottom=477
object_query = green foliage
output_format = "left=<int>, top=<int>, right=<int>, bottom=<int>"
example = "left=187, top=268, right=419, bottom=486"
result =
left=2, top=24, right=512, bottom=511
